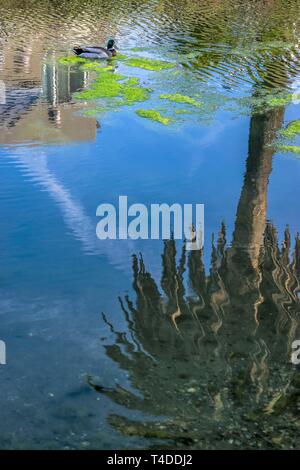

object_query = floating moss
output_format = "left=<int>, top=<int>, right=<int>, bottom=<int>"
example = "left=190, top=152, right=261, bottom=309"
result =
left=129, top=47, right=144, bottom=52
left=277, top=144, right=300, bottom=154
left=160, top=93, right=202, bottom=107
left=81, top=62, right=114, bottom=72
left=75, top=71, right=125, bottom=99
left=267, top=93, right=300, bottom=108
left=122, top=85, right=151, bottom=104
left=268, top=96, right=291, bottom=107
left=126, top=57, right=175, bottom=71
left=235, top=90, right=300, bottom=115
left=59, top=56, right=87, bottom=65
left=125, top=77, right=140, bottom=86
left=59, top=54, right=127, bottom=67
left=281, top=120, right=300, bottom=139
left=83, top=107, right=108, bottom=116
left=135, top=109, right=172, bottom=125
left=75, top=71, right=150, bottom=104
left=175, top=109, right=192, bottom=114
left=113, top=52, right=127, bottom=60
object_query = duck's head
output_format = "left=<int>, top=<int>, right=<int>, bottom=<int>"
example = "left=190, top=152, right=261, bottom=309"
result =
left=107, top=38, right=117, bottom=56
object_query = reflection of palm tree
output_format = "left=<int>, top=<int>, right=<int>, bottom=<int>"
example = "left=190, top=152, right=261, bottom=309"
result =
left=230, top=107, right=285, bottom=270
left=89, top=218, right=300, bottom=448
left=176, top=1, right=300, bottom=90
left=90, top=226, right=300, bottom=448
left=89, top=101, right=300, bottom=448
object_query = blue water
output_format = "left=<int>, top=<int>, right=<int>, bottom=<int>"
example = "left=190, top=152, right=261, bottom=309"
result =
left=1, top=0, right=300, bottom=450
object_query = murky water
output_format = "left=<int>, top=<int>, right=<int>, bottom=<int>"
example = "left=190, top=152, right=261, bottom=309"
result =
left=0, top=0, right=300, bottom=449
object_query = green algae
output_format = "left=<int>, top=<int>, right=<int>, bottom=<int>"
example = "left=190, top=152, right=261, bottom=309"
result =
left=59, top=56, right=87, bottom=65
left=160, top=93, right=202, bottom=108
left=125, top=77, right=140, bottom=86
left=126, top=57, right=175, bottom=71
left=122, top=82, right=151, bottom=104
left=59, top=54, right=222, bottom=125
left=81, top=62, right=114, bottom=72
left=129, top=47, right=145, bottom=52
left=267, top=93, right=300, bottom=108
left=281, top=120, right=300, bottom=139
left=235, top=90, right=300, bottom=115
left=268, top=96, right=291, bottom=107
left=83, top=107, right=109, bottom=116
left=59, top=50, right=300, bottom=130
left=75, top=71, right=150, bottom=104
left=113, top=52, right=128, bottom=60
left=59, top=54, right=127, bottom=68
left=75, top=71, right=125, bottom=99
left=277, top=144, right=300, bottom=154
left=135, top=109, right=172, bottom=125
left=175, top=109, right=191, bottom=114
left=276, top=120, right=300, bottom=158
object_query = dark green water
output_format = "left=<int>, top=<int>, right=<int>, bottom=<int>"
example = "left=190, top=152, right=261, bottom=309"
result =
left=0, top=0, right=300, bottom=449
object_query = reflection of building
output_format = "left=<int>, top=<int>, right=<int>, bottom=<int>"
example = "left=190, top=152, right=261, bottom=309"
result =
left=0, top=80, right=5, bottom=104
left=0, top=86, right=41, bottom=130
left=0, top=57, right=98, bottom=143
left=0, top=0, right=135, bottom=143
left=42, top=60, right=87, bottom=107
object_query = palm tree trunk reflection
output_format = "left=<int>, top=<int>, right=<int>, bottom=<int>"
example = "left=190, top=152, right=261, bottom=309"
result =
left=90, top=97, right=300, bottom=450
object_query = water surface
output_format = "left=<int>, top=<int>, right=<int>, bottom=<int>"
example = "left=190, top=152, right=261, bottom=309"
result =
left=0, top=0, right=300, bottom=449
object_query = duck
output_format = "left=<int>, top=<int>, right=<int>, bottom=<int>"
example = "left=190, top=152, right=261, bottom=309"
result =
left=73, top=39, right=117, bottom=60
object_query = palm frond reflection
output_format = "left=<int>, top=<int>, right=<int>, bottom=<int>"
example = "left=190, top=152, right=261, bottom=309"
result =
left=90, top=223, right=300, bottom=448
